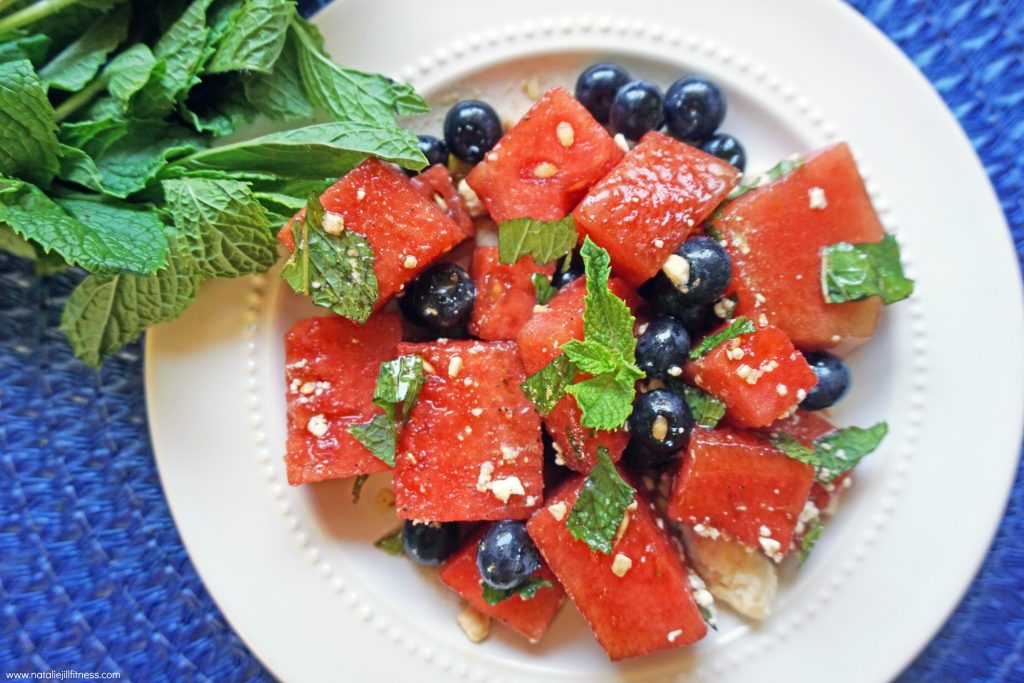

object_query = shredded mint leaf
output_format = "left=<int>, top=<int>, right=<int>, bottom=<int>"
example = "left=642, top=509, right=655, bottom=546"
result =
left=39, top=5, right=129, bottom=91
left=374, top=527, right=405, bottom=556
left=727, top=158, right=804, bottom=201
left=243, top=29, right=313, bottom=120
left=0, top=59, right=59, bottom=186
left=497, top=215, right=578, bottom=265
left=681, top=384, right=726, bottom=428
left=349, top=355, right=425, bottom=466
left=769, top=422, right=888, bottom=483
left=799, top=518, right=824, bottom=566
left=689, top=317, right=756, bottom=360
left=59, top=240, right=201, bottom=367
left=481, top=577, right=553, bottom=606
left=566, top=371, right=639, bottom=431
left=350, top=474, right=370, bottom=504
left=700, top=605, right=718, bottom=631
left=521, top=354, right=577, bottom=416
left=280, top=192, right=378, bottom=322
left=206, top=0, right=291, bottom=74
left=162, top=178, right=276, bottom=278
left=565, top=447, right=636, bottom=554
left=821, top=235, right=914, bottom=305
left=532, top=272, right=555, bottom=306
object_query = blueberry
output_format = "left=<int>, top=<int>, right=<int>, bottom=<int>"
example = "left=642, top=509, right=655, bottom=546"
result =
left=800, top=352, right=851, bottom=410
left=638, top=278, right=724, bottom=337
left=402, top=521, right=460, bottom=565
left=664, top=76, right=727, bottom=143
left=636, top=317, right=691, bottom=380
left=476, top=520, right=541, bottom=591
left=628, top=389, right=693, bottom=455
left=575, top=63, right=631, bottom=124
left=609, top=80, right=665, bottom=141
left=622, top=438, right=681, bottom=471
left=411, top=135, right=449, bottom=173
left=551, top=251, right=584, bottom=289
left=398, top=263, right=476, bottom=333
left=700, top=133, right=746, bottom=172
left=661, top=236, right=732, bottom=307
left=443, top=100, right=503, bottom=164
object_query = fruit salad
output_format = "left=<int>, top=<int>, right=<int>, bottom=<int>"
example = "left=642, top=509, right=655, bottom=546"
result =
left=278, top=63, right=913, bottom=660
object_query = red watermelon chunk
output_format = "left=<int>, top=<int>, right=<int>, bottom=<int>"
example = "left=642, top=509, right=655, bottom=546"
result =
left=410, top=163, right=475, bottom=238
left=277, top=158, right=464, bottom=308
left=573, top=131, right=740, bottom=286
left=667, top=427, right=815, bottom=559
left=527, top=475, right=707, bottom=660
left=284, top=313, right=402, bottom=485
left=685, top=323, right=817, bottom=428
left=438, top=528, right=566, bottom=643
left=465, top=87, right=623, bottom=222
left=712, top=143, right=885, bottom=350
left=469, top=247, right=556, bottom=341
left=516, top=277, right=638, bottom=473
left=393, top=340, right=544, bottom=521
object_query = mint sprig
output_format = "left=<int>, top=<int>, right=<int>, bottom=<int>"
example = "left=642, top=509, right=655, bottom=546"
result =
left=821, top=234, right=914, bottom=305
left=520, top=354, right=576, bottom=415
left=565, top=447, right=636, bottom=554
left=481, top=577, right=553, bottom=605
left=689, top=316, right=756, bottom=360
left=768, top=422, right=888, bottom=483
left=497, top=215, right=578, bottom=265
left=349, top=354, right=426, bottom=466
left=680, top=384, right=727, bottom=428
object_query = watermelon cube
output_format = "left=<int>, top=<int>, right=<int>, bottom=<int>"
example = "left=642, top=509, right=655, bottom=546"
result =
left=465, top=87, right=623, bottom=222
left=284, top=313, right=403, bottom=485
left=667, top=427, right=815, bottom=559
left=711, top=143, right=886, bottom=350
left=393, top=340, right=544, bottom=521
left=685, top=323, right=818, bottom=428
left=469, top=246, right=556, bottom=341
left=516, top=277, right=638, bottom=473
left=527, top=475, right=707, bottom=660
left=438, top=528, right=566, bottom=643
left=278, top=158, right=464, bottom=308
left=573, top=131, right=740, bottom=286
left=410, top=163, right=475, bottom=238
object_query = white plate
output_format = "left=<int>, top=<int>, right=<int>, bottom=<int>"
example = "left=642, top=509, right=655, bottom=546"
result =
left=145, top=1, right=1024, bottom=681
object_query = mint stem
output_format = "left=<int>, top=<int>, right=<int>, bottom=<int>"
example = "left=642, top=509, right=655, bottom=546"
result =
left=53, top=74, right=105, bottom=122
left=0, top=0, right=81, bottom=33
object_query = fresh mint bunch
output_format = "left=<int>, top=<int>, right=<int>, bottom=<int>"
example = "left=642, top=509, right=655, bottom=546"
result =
left=0, top=0, right=429, bottom=366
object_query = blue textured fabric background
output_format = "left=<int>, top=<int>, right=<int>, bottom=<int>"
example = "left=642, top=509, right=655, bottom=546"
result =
left=1, top=0, right=1021, bottom=680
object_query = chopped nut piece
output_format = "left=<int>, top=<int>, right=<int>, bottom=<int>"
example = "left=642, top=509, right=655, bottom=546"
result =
left=533, top=162, right=559, bottom=178
left=403, top=255, right=419, bottom=269
left=547, top=501, right=568, bottom=522
left=611, top=553, right=633, bottom=577
left=556, top=121, right=575, bottom=147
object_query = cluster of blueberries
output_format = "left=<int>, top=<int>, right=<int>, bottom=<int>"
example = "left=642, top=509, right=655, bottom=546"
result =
left=396, top=65, right=850, bottom=574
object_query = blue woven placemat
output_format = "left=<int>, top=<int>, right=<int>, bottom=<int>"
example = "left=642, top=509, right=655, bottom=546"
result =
left=1, top=0, right=1022, bottom=680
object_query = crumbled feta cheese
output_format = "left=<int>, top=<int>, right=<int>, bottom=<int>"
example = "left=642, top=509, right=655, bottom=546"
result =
left=758, top=313, right=769, bottom=326
left=730, top=235, right=751, bottom=255
left=356, top=188, right=366, bottom=201
left=470, top=407, right=483, bottom=417
left=611, top=553, right=633, bottom=577
left=403, top=255, right=419, bottom=269
left=456, top=605, right=490, bottom=643
left=667, top=365, right=683, bottom=377
left=831, top=334, right=842, bottom=343
left=306, top=414, right=328, bottom=437
left=322, top=211, right=345, bottom=235
left=726, top=347, right=745, bottom=361
left=525, top=495, right=536, bottom=506
left=533, top=162, right=559, bottom=178
left=433, top=193, right=448, bottom=211
left=299, top=381, right=317, bottom=395
left=651, top=415, right=669, bottom=441
left=758, top=525, right=772, bottom=537
left=754, top=292, right=767, bottom=307
left=776, top=384, right=788, bottom=397
left=808, top=186, right=828, bottom=210
left=662, top=254, right=691, bottom=291
left=488, top=476, right=525, bottom=503
left=736, top=364, right=753, bottom=379
left=759, top=536, right=782, bottom=560
left=637, top=322, right=649, bottom=335
left=500, top=445, right=519, bottom=462
left=694, top=588, right=714, bottom=607
left=692, top=523, right=721, bottom=539
left=475, top=461, right=495, bottom=492
left=796, top=388, right=807, bottom=401
left=653, top=238, right=665, bottom=248
left=547, top=501, right=567, bottom=521
left=447, top=355, right=463, bottom=378
left=613, top=133, right=630, bottom=153
left=458, top=178, right=486, bottom=217
left=556, top=121, right=575, bottom=147
left=713, top=298, right=736, bottom=320
left=666, top=629, right=684, bottom=643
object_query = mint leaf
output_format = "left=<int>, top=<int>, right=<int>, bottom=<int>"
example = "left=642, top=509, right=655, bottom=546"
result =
left=565, top=447, right=636, bottom=554
left=38, top=5, right=129, bottom=91
left=532, top=272, right=555, bottom=306
left=700, top=605, right=718, bottom=631
left=727, top=158, right=804, bottom=201
left=0, top=32, right=51, bottom=67
left=0, top=177, right=168, bottom=275
left=60, top=117, right=206, bottom=197
left=374, top=527, right=405, bottom=556
left=481, top=577, right=553, bottom=605
left=206, top=0, right=290, bottom=74
left=162, top=178, right=276, bottom=278
left=566, top=371, right=639, bottom=431
left=349, top=354, right=425, bottom=466
left=497, top=215, right=577, bottom=265
left=681, top=384, right=726, bottom=428
left=132, top=0, right=214, bottom=118
left=280, top=192, right=378, bottom=322
left=798, top=518, right=824, bottom=566
left=56, top=144, right=105, bottom=192
left=769, top=422, right=888, bottom=483
left=521, top=354, right=577, bottom=415
left=821, top=235, right=914, bottom=305
left=60, top=240, right=201, bottom=367
left=0, top=59, right=59, bottom=185
left=689, top=316, right=756, bottom=360
left=106, top=44, right=160, bottom=110
left=578, top=237, right=635, bottom=357
left=243, top=29, right=313, bottom=120
left=561, top=339, right=619, bottom=376
left=179, top=79, right=255, bottom=137
left=163, top=121, right=425, bottom=178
